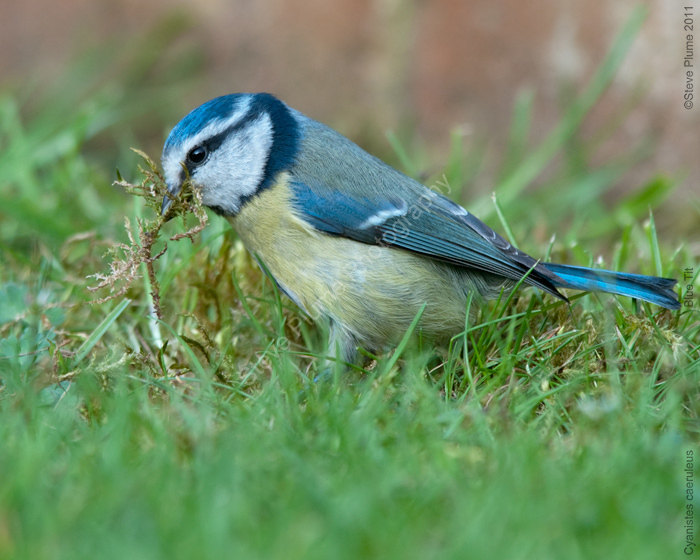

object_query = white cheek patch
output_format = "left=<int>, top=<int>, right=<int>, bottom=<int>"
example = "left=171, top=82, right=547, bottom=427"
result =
left=195, top=114, right=273, bottom=214
left=162, top=154, right=186, bottom=189
left=162, top=98, right=253, bottom=189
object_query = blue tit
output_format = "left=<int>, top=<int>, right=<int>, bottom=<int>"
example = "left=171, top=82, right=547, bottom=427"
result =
left=161, top=93, right=680, bottom=364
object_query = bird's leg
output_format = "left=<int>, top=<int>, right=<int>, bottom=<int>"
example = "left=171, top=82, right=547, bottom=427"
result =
left=314, top=320, right=357, bottom=382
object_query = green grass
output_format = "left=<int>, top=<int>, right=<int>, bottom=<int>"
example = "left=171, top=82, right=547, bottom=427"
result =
left=1, top=7, right=699, bottom=559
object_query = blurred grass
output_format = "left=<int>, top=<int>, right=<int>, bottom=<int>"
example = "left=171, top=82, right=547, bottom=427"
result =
left=0, top=13, right=203, bottom=254
left=0, top=7, right=699, bottom=559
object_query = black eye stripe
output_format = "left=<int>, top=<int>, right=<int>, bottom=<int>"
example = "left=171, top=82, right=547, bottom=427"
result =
left=202, top=111, right=258, bottom=153
left=180, top=95, right=299, bottom=195
left=183, top=112, right=258, bottom=176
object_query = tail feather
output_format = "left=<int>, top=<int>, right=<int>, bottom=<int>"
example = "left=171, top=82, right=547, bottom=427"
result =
left=541, top=263, right=680, bottom=310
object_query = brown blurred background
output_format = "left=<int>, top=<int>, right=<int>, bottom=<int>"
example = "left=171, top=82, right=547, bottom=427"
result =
left=1, top=0, right=697, bottom=215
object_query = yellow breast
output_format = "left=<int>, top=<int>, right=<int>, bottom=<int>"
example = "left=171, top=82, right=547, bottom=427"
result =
left=229, top=173, right=478, bottom=350
left=229, top=173, right=331, bottom=315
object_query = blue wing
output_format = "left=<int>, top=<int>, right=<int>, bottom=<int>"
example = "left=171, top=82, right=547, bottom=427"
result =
left=289, top=179, right=567, bottom=300
left=284, top=117, right=678, bottom=309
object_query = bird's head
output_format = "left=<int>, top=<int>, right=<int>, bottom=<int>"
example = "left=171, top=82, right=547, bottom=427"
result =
left=161, top=92, right=300, bottom=217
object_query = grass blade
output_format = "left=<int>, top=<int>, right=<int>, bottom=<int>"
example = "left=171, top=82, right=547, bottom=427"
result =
left=381, top=303, right=427, bottom=376
left=71, top=299, right=131, bottom=367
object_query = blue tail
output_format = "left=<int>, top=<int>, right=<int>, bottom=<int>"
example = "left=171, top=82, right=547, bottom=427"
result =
left=541, top=263, right=680, bottom=309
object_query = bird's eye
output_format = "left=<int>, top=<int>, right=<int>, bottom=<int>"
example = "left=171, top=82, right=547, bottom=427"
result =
left=186, top=146, right=208, bottom=166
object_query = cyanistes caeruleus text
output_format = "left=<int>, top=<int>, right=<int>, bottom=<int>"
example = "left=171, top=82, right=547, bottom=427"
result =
left=161, top=93, right=680, bottom=364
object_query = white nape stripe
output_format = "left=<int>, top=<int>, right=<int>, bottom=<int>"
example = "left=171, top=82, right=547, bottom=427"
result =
left=203, top=112, right=273, bottom=214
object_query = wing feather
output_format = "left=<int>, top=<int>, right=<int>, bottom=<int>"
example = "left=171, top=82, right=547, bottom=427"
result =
left=289, top=179, right=567, bottom=300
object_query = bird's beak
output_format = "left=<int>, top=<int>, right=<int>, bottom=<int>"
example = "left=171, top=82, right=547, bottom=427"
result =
left=161, top=180, right=181, bottom=219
